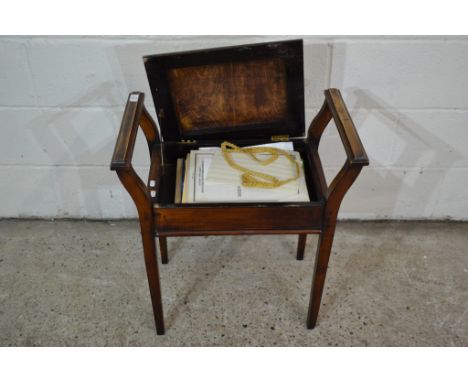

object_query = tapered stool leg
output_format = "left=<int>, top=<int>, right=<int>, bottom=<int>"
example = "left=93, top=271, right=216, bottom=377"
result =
left=296, top=234, right=307, bottom=260
left=159, top=236, right=168, bottom=264
left=307, top=225, right=336, bottom=329
left=140, top=224, right=165, bottom=335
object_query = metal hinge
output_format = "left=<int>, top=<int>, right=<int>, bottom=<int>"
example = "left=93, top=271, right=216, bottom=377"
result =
left=271, top=134, right=289, bottom=142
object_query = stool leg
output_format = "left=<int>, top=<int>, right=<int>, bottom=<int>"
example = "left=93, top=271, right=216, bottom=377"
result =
left=296, top=234, right=307, bottom=260
left=141, top=224, right=165, bottom=335
left=306, top=225, right=336, bottom=329
left=159, top=236, right=168, bottom=264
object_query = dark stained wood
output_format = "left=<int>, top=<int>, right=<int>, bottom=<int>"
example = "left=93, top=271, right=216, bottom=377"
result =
left=111, top=41, right=369, bottom=334
left=307, top=163, right=363, bottom=328
left=153, top=229, right=321, bottom=237
left=158, top=236, right=168, bottom=264
left=304, top=141, right=328, bottom=201
left=110, top=93, right=165, bottom=335
left=296, top=234, right=307, bottom=260
left=308, top=89, right=369, bottom=166
left=116, top=167, right=165, bottom=335
left=307, top=97, right=332, bottom=144
left=155, top=205, right=322, bottom=234
left=111, top=92, right=145, bottom=170
left=324, top=88, right=369, bottom=165
left=305, top=88, right=369, bottom=328
left=140, top=103, right=160, bottom=146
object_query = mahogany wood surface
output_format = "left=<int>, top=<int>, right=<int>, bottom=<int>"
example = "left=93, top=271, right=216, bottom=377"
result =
left=111, top=92, right=165, bottom=335
left=306, top=88, right=369, bottom=328
left=296, top=234, right=307, bottom=261
left=158, top=236, right=168, bottom=265
left=155, top=205, right=322, bottom=234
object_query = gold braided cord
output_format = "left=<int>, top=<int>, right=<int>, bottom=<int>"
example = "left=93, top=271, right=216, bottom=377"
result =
left=220, top=141, right=300, bottom=189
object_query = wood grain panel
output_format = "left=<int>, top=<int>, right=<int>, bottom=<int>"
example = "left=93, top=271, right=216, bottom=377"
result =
left=154, top=205, right=322, bottom=233
left=168, top=58, right=288, bottom=132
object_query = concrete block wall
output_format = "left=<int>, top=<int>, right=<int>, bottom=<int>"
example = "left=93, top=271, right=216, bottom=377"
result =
left=0, top=36, right=467, bottom=219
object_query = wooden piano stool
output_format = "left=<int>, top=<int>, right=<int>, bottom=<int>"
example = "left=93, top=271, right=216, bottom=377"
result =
left=110, top=40, right=369, bottom=335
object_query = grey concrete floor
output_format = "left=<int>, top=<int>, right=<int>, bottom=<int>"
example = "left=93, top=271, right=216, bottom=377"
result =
left=0, top=220, right=466, bottom=346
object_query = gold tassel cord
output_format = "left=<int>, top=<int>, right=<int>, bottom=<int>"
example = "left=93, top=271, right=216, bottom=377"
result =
left=220, top=141, right=300, bottom=189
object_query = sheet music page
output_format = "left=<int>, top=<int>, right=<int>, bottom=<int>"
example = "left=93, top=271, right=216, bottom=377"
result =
left=192, top=151, right=309, bottom=203
left=206, top=151, right=302, bottom=193
left=191, top=150, right=216, bottom=203
left=182, top=143, right=309, bottom=203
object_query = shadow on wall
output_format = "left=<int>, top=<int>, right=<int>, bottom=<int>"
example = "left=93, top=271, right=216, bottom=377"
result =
left=24, top=81, right=149, bottom=218
left=313, top=39, right=466, bottom=219
left=341, top=88, right=464, bottom=219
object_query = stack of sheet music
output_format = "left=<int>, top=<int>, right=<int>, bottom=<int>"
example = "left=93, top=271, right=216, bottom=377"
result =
left=173, top=142, right=310, bottom=203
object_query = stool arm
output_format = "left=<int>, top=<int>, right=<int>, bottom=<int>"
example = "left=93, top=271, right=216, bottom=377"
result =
left=110, top=92, right=162, bottom=213
left=327, top=88, right=368, bottom=166
left=308, top=88, right=369, bottom=166
left=110, top=92, right=160, bottom=171
left=307, top=88, right=369, bottom=206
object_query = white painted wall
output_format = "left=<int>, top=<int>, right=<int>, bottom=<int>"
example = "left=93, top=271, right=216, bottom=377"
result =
left=0, top=36, right=467, bottom=219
